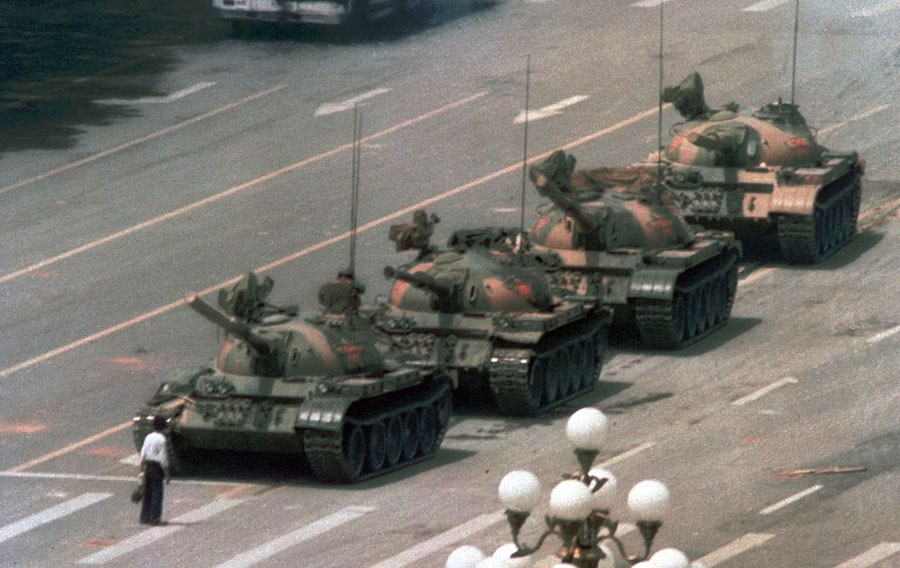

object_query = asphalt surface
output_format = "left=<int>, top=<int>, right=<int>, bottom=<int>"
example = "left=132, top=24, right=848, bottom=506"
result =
left=1, top=0, right=900, bottom=566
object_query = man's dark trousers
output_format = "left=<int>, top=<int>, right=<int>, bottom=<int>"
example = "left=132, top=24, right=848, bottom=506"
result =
left=140, top=462, right=164, bottom=524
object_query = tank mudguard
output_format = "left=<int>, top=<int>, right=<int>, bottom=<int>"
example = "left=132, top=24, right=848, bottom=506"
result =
left=769, top=183, right=818, bottom=216
left=295, top=396, right=351, bottom=432
left=627, top=268, right=679, bottom=300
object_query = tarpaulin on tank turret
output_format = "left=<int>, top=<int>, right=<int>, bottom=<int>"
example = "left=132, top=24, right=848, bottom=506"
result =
left=662, top=72, right=709, bottom=120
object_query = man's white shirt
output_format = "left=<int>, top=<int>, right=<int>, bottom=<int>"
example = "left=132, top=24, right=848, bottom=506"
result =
left=140, top=432, right=169, bottom=467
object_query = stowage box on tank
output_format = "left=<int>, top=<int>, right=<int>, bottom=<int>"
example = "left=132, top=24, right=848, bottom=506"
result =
left=133, top=272, right=451, bottom=484
left=659, top=72, right=864, bottom=264
left=376, top=213, right=612, bottom=416
left=527, top=150, right=741, bottom=350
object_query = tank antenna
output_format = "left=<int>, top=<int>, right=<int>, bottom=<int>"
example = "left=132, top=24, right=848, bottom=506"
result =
left=349, top=104, right=362, bottom=277
left=518, top=54, right=532, bottom=251
left=656, top=0, right=664, bottom=176
left=790, top=0, right=800, bottom=105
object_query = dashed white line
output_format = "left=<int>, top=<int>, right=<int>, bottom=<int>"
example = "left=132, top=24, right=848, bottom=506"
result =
left=630, top=0, right=674, bottom=7
left=758, top=484, right=822, bottom=515
left=78, top=499, right=245, bottom=565
left=315, top=88, right=392, bottom=116
left=695, top=533, right=775, bottom=566
left=514, top=95, right=589, bottom=124
left=853, top=0, right=900, bottom=18
left=0, top=470, right=256, bottom=487
left=96, top=82, right=216, bottom=105
left=832, top=542, right=900, bottom=568
left=0, top=493, right=112, bottom=544
left=214, top=506, right=374, bottom=568
left=368, top=511, right=506, bottom=568
left=818, top=104, right=892, bottom=138
left=732, top=377, right=798, bottom=406
left=866, top=324, right=900, bottom=344
left=743, top=0, right=791, bottom=12
left=600, top=441, right=655, bottom=467
left=0, top=84, right=288, bottom=196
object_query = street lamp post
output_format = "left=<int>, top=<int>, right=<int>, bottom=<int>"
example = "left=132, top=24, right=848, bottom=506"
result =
left=447, top=408, right=692, bottom=568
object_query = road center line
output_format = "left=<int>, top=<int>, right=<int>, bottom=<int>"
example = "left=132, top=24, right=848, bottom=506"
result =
left=600, top=441, right=655, bottom=467
left=0, top=84, right=288, bottom=196
left=0, top=102, right=661, bottom=387
left=213, top=506, right=375, bottom=568
left=368, top=511, right=505, bottom=568
left=0, top=91, right=488, bottom=286
left=0, top=492, right=112, bottom=544
left=78, top=499, right=245, bottom=565
left=866, top=324, right=900, bottom=344
left=732, top=377, right=798, bottom=406
left=833, top=542, right=900, bottom=568
left=695, top=533, right=775, bottom=566
left=743, top=0, right=792, bottom=12
left=5, top=104, right=664, bottom=471
left=759, top=484, right=822, bottom=515
left=0, top=470, right=259, bottom=487
left=818, top=104, right=892, bottom=137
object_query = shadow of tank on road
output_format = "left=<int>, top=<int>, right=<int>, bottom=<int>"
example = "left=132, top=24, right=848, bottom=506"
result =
left=609, top=316, right=762, bottom=358
left=0, top=0, right=227, bottom=156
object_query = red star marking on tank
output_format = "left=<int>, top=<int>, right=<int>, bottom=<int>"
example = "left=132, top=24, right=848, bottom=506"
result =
left=533, top=216, right=550, bottom=234
left=652, top=216, right=673, bottom=236
left=670, top=134, right=685, bottom=153
left=514, top=280, right=532, bottom=299
left=336, top=341, right=362, bottom=364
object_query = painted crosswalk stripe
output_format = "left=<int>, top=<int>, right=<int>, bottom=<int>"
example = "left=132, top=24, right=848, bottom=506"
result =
left=213, top=506, right=374, bottom=568
left=78, top=499, right=244, bottom=565
left=732, top=377, right=798, bottom=406
left=759, top=484, right=822, bottom=515
left=369, top=511, right=506, bottom=568
left=832, top=542, right=900, bottom=568
left=743, top=0, right=791, bottom=12
left=0, top=492, right=112, bottom=544
left=695, top=533, right=775, bottom=566
left=631, top=0, right=674, bottom=7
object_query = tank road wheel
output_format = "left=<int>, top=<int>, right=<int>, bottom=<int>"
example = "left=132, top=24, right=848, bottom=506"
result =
left=685, top=288, right=703, bottom=340
left=365, top=422, right=387, bottom=473
left=401, top=411, right=419, bottom=462
left=417, top=406, right=438, bottom=456
left=556, top=348, right=572, bottom=398
left=543, top=352, right=561, bottom=404
left=346, top=0, right=369, bottom=29
left=707, top=280, right=723, bottom=327
left=436, top=390, right=452, bottom=430
left=384, top=415, right=403, bottom=467
left=581, top=338, right=597, bottom=388
left=593, top=328, right=607, bottom=376
left=341, top=425, right=366, bottom=482
left=569, top=342, right=585, bottom=391
left=696, top=284, right=710, bottom=334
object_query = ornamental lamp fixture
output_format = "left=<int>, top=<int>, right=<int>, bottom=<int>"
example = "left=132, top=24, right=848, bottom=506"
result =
left=447, top=408, right=690, bottom=568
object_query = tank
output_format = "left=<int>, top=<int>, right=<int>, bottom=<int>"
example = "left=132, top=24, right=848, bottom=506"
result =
left=133, top=272, right=452, bottom=484
left=659, top=72, right=864, bottom=264
left=375, top=212, right=612, bottom=416
left=527, top=150, right=741, bottom=350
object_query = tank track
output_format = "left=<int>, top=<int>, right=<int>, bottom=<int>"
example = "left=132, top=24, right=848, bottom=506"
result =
left=633, top=250, right=739, bottom=350
left=303, top=375, right=452, bottom=483
left=777, top=171, right=862, bottom=264
left=487, top=316, right=608, bottom=416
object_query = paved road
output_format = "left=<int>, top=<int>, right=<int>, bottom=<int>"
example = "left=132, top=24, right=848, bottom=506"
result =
left=1, top=0, right=899, bottom=566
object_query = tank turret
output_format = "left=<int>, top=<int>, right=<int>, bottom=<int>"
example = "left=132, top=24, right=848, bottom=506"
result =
left=528, top=151, right=740, bottom=350
left=658, top=72, right=863, bottom=263
left=133, top=272, right=452, bottom=484
left=376, top=211, right=611, bottom=416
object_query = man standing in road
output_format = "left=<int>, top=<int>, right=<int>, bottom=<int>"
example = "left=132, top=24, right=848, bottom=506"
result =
left=139, top=415, right=171, bottom=525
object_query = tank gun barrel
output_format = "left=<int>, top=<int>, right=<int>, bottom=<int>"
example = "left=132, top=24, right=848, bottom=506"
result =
left=529, top=166, right=598, bottom=233
left=184, top=292, right=271, bottom=355
left=383, top=266, right=452, bottom=299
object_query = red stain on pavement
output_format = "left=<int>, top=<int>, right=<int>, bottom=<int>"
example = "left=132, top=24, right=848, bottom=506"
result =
left=107, top=357, right=149, bottom=372
left=739, top=437, right=763, bottom=446
left=35, top=270, right=59, bottom=279
left=81, top=446, right=123, bottom=458
left=0, top=422, right=49, bottom=435
left=83, top=539, right=116, bottom=548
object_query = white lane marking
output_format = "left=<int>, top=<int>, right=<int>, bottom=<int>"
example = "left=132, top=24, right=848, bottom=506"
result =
left=600, top=441, right=655, bottom=468
left=368, top=511, right=505, bottom=568
left=695, top=533, right=775, bottom=566
left=514, top=95, right=589, bottom=124
left=818, top=104, right=892, bottom=137
left=492, top=207, right=520, bottom=213
left=832, top=542, right=900, bottom=568
left=759, top=484, right=822, bottom=515
left=119, top=453, right=141, bottom=466
left=315, top=88, right=392, bottom=116
left=213, top=506, right=375, bottom=568
left=854, top=0, right=900, bottom=18
left=732, top=377, right=798, bottom=406
left=631, top=0, right=674, bottom=7
left=7, top=104, right=666, bottom=470
left=0, top=470, right=257, bottom=487
left=96, top=82, right=216, bottom=105
left=78, top=499, right=244, bottom=565
left=743, top=0, right=791, bottom=12
left=0, top=91, right=487, bottom=289
left=867, top=324, right=900, bottom=344
left=0, top=100, right=660, bottom=389
left=0, top=84, right=288, bottom=196
left=739, top=266, right=775, bottom=285
left=0, top=493, right=112, bottom=544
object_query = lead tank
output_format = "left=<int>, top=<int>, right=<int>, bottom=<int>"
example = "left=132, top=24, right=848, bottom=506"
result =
left=528, top=150, right=741, bottom=350
left=659, top=72, right=863, bottom=264
left=375, top=212, right=612, bottom=416
left=133, top=272, right=451, bottom=484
